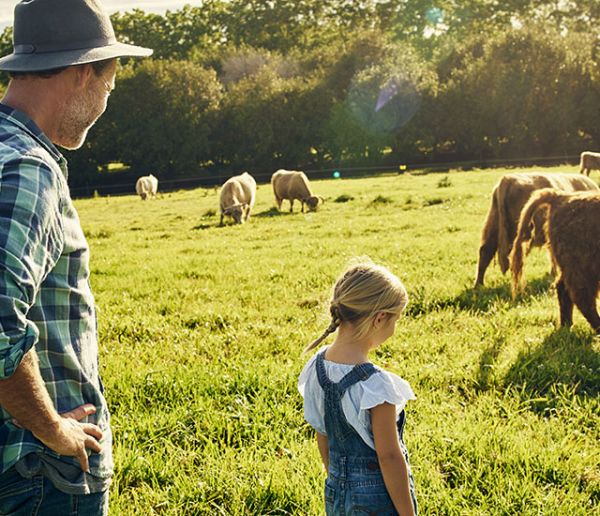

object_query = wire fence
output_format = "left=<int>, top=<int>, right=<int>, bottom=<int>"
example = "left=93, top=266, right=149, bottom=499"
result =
left=69, top=152, right=583, bottom=198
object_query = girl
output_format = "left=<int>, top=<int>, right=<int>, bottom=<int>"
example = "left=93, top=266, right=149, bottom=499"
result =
left=298, top=261, right=417, bottom=515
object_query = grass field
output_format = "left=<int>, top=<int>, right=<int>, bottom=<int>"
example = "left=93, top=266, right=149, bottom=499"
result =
left=76, top=166, right=600, bottom=515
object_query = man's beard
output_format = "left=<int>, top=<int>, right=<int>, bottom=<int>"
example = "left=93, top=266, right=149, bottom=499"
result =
left=56, top=85, right=105, bottom=150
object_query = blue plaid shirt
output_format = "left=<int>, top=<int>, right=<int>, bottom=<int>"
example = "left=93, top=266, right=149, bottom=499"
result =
left=0, top=103, right=112, bottom=490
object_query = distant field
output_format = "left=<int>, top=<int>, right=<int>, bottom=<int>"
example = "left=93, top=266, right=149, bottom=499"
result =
left=76, top=166, right=600, bottom=515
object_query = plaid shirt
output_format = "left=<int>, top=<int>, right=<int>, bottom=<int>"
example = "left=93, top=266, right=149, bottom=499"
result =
left=0, top=104, right=112, bottom=484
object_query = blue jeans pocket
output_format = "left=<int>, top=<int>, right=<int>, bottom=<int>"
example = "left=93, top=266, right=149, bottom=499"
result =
left=324, top=482, right=336, bottom=515
left=350, top=490, right=397, bottom=515
left=0, top=468, right=41, bottom=516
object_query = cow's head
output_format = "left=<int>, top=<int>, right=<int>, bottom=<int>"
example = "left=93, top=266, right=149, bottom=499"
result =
left=305, top=196, right=323, bottom=212
left=223, top=203, right=247, bottom=224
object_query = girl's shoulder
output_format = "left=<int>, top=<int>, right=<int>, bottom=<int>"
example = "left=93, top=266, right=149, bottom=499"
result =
left=358, top=365, right=416, bottom=412
left=298, top=347, right=416, bottom=411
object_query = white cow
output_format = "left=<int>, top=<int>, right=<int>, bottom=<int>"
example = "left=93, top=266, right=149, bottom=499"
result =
left=271, top=169, right=323, bottom=212
left=135, top=174, right=158, bottom=200
left=219, top=172, right=256, bottom=225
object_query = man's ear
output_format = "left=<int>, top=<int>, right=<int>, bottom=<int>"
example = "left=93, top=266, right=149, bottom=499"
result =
left=71, top=63, right=95, bottom=91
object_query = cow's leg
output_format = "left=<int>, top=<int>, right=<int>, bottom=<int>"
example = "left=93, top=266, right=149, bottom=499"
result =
left=275, top=196, right=282, bottom=210
left=289, top=199, right=294, bottom=212
left=219, top=213, right=224, bottom=226
left=475, top=241, right=497, bottom=287
left=556, top=277, right=573, bottom=328
left=301, top=201, right=305, bottom=213
left=571, top=281, right=600, bottom=332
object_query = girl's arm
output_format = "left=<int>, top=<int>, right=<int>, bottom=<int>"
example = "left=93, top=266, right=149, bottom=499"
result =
left=371, top=402, right=415, bottom=516
left=316, top=432, right=329, bottom=472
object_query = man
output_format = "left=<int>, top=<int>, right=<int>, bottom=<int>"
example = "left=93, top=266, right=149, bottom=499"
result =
left=0, top=0, right=151, bottom=513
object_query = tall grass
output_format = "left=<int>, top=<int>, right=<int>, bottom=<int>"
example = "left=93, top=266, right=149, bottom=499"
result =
left=76, top=167, right=600, bottom=514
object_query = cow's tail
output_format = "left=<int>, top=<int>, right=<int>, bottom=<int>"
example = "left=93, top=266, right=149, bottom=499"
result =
left=510, top=189, right=561, bottom=298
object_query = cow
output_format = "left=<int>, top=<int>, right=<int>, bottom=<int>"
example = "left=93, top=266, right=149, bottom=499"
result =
left=219, top=172, right=256, bottom=225
left=579, top=151, right=600, bottom=176
left=135, top=174, right=158, bottom=200
left=474, top=173, right=598, bottom=287
left=271, top=169, right=323, bottom=213
left=511, top=189, right=600, bottom=332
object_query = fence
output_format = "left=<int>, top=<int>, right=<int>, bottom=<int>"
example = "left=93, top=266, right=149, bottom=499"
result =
left=69, top=153, right=582, bottom=199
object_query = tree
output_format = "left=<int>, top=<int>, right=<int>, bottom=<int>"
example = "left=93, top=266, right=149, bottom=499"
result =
left=92, top=60, right=223, bottom=177
left=431, top=25, right=600, bottom=160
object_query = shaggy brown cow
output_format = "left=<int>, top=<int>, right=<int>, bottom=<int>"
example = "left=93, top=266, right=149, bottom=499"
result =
left=474, top=173, right=598, bottom=286
left=579, top=151, right=600, bottom=176
left=511, top=189, right=600, bottom=332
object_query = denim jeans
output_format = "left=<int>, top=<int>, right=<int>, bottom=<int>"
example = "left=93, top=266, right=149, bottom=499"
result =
left=315, top=351, right=417, bottom=515
left=0, top=467, right=108, bottom=516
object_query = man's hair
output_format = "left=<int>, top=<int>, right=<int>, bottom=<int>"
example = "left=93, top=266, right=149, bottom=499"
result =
left=9, top=59, right=114, bottom=79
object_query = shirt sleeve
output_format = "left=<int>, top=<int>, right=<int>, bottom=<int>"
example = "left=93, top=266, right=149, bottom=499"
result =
left=358, top=370, right=416, bottom=413
left=297, top=352, right=327, bottom=435
left=0, top=156, right=64, bottom=379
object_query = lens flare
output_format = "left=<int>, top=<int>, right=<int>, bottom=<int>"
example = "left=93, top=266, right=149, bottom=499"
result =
left=333, top=171, right=341, bottom=179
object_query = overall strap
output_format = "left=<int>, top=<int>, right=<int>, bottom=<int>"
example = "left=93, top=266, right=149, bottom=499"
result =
left=337, top=362, right=378, bottom=392
left=315, top=351, right=332, bottom=390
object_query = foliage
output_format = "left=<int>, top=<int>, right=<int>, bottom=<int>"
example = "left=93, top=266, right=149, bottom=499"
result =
left=431, top=25, right=600, bottom=160
left=94, top=60, right=222, bottom=177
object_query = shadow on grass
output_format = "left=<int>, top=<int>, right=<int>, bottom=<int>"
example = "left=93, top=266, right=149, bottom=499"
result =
left=192, top=223, right=214, bottom=230
left=405, top=274, right=554, bottom=317
left=254, top=207, right=291, bottom=218
left=504, top=327, right=600, bottom=403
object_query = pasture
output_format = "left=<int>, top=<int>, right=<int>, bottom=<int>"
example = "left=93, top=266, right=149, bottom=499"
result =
left=78, top=166, right=600, bottom=515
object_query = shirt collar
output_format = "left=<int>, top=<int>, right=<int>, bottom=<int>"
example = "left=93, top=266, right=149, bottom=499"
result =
left=0, top=103, right=66, bottom=166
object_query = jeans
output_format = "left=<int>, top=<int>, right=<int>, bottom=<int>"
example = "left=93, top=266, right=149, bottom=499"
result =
left=0, top=467, right=108, bottom=516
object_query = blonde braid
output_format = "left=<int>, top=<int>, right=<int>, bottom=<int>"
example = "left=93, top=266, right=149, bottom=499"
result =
left=303, top=304, right=341, bottom=353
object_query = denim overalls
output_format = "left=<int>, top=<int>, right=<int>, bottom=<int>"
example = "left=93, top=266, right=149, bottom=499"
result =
left=316, top=351, right=418, bottom=515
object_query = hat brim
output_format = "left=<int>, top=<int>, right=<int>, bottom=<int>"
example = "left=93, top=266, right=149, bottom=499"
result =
left=0, top=42, right=153, bottom=72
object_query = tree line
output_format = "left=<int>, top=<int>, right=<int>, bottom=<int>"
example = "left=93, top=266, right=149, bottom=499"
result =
left=0, top=0, right=599, bottom=191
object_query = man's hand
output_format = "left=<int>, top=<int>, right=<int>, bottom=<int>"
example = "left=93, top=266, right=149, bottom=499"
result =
left=14, top=403, right=103, bottom=473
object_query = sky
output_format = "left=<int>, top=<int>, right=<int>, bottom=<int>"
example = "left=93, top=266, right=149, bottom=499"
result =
left=0, top=1, right=198, bottom=28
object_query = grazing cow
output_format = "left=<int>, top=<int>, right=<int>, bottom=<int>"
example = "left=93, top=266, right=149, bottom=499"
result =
left=271, top=169, right=323, bottom=213
left=579, top=151, right=600, bottom=176
left=511, top=189, right=600, bottom=332
left=219, top=172, right=256, bottom=225
left=474, top=173, right=598, bottom=286
left=135, top=174, right=158, bottom=200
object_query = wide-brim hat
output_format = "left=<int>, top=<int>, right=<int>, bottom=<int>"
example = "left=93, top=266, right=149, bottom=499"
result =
left=0, top=0, right=152, bottom=72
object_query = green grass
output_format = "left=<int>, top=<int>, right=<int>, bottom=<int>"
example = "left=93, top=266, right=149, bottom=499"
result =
left=76, top=166, right=600, bottom=515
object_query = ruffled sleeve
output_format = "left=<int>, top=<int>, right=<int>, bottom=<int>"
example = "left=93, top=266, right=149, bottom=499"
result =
left=357, top=369, right=416, bottom=413
left=297, top=351, right=327, bottom=435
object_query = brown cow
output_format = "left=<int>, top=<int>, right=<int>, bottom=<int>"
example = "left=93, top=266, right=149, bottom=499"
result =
left=511, top=189, right=600, bottom=332
left=475, top=173, right=598, bottom=286
left=579, top=151, right=600, bottom=176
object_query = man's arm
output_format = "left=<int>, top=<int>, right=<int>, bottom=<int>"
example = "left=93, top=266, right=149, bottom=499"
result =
left=0, top=157, right=102, bottom=471
left=0, top=349, right=102, bottom=472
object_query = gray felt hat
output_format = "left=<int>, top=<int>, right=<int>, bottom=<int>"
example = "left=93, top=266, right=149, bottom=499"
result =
left=0, top=0, right=153, bottom=72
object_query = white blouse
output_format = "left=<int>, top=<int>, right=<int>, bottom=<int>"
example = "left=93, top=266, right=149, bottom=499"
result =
left=297, top=346, right=416, bottom=450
